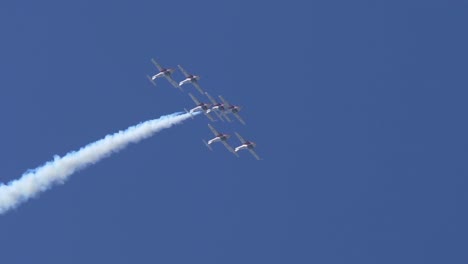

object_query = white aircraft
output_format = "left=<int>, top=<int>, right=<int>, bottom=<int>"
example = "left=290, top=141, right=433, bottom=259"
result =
left=204, top=92, right=232, bottom=122
left=186, top=93, right=215, bottom=121
left=178, top=65, right=204, bottom=94
left=234, top=132, right=261, bottom=160
left=202, top=124, right=237, bottom=155
left=147, top=58, right=182, bottom=91
left=219, top=95, right=246, bottom=125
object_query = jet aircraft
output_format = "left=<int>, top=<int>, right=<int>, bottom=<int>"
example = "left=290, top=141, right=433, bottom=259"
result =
left=147, top=58, right=181, bottom=91
left=187, top=93, right=215, bottom=121
left=234, top=132, right=261, bottom=160
left=202, top=124, right=237, bottom=154
left=178, top=65, right=204, bottom=94
left=204, top=92, right=232, bottom=122
left=219, top=96, right=246, bottom=125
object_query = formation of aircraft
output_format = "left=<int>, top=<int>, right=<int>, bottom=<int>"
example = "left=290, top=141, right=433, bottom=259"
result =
left=147, top=58, right=261, bottom=160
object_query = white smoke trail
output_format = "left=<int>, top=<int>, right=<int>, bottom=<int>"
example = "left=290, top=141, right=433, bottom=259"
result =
left=0, top=111, right=196, bottom=214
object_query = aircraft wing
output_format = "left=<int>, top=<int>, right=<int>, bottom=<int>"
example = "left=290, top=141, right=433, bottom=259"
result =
left=189, top=93, right=201, bottom=105
left=218, top=95, right=232, bottom=108
left=205, top=92, right=218, bottom=104
left=151, top=58, right=163, bottom=71
left=235, top=132, right=247, bottom=144
left=233, top=113, right=246, bottom=125
left=177, top=65, right=190, bottom=77
left=192, top=82, right=204, bottom=94
left=208, top=124, right=219, bottom=136
left=213, top=110, right=225, bottom=122
left=204, top=111, right=215, bottom=122
left=165, top=75, right=181, bottom=90
left=222, top=112, right=232, bottom=122
left=248, top=149, right=261, bottom=160
left=222, top=141, right=237, bottom=155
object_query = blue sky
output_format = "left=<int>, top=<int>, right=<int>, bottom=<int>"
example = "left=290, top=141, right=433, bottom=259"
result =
left=1, top=1, right=467, bottom=263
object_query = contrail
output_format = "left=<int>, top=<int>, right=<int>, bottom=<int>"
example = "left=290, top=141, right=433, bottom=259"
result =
left=0, top=111, right=196, bottom=214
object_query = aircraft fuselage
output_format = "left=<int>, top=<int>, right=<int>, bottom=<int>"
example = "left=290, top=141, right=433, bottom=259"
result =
left=235, top=142, right=255, bottom=152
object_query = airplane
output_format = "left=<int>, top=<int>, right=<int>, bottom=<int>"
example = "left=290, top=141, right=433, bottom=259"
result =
left=202, top=124, right=237, bottom=155
left=178, top=65, right=204, bottom=94
left=204, top=92, right=232, bottom=122
left=234, top=132, right=261, bottom=160
left=147, top=58, right=182, bottom=91
left=219, top=95, right=246, bottom=125
left=187, top=93, right=215, bottom=121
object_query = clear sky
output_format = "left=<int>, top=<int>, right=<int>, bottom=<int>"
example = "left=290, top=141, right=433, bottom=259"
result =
left=1, top=1, right=467, bottom=263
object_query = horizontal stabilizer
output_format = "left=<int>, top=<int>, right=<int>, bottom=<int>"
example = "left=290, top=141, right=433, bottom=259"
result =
left=147, top=75, right=156, bottom=86
left=184, top=108, right=194, bottom=119
left=202, top=139, right=213, bottom=151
